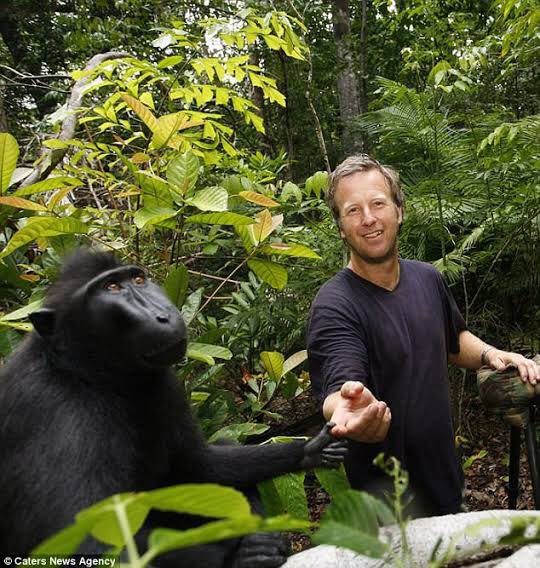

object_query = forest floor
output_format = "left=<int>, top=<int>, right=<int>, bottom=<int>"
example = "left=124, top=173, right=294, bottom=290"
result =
left=264, top=383, right=535, bottom=554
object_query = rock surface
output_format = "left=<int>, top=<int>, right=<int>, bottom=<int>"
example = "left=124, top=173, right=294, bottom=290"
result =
left=283, top=510, right=540, bottom=567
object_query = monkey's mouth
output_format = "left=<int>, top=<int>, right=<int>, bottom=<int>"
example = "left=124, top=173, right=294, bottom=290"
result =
left=142, top=339, right=187, bottom=366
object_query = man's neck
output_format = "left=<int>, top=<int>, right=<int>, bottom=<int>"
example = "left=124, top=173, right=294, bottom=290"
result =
left=347, top=254, right=401, bottom=291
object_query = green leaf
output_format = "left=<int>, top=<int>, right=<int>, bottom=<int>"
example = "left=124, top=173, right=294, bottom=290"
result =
left=258, top=472, right=308, bottom=519
left=122, top=94, right=158, bottom=130
left=136, top=172, right=175, bottom=208
left=0, top=196, right=48, bottom=211
left=14, top=176, right=82, bottom=197
left=252, top=210, right=283, bottom=244
left=31, top=522, right=90, bottom=556
left=315, top=466, right=351, bottom=499
left=208, top=423, right=270, bottom=443
left=0, top=133, right=19, bottom=194
left=148, top=515, right=309, bottom=557
left=259, top=243, right=320, bottom=259
left=164, top=264, right=189, bottom=309
left=158, top=55, right=184, bottom=68
left=247, top=259, right=288, bottom=289
left=144, top=484, right=250, bottom=519
left=281, top=181, right=302, bottom=203
left=187, top=342, right=232, bottom=365
left=77, top=493, right=150, bottom=547
left=238, top=191, right=279, bottom=208
left=188, top=186, right=228, bottom=212
left=134, top=206, right=177, bottom=229
left=181, top=288, right=203, bottom=325
left=282, top=349, right=307, bottom=375
left=315, top=490, right=394, bottom=555
left=260, top=351, right=284, bottom=381
left=185, top=212, right=254, bottom=226
left=0, top=217, right=88, bottom=259
left=0, top=299, right=43, bottom=322
left=167, top=152, right=200, bottom=195
left=313, top=520, right=389, bottom=558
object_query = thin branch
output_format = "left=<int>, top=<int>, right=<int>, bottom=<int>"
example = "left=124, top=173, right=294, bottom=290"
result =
left=20, top=51, right=129, bottom=189
left=187, top=269, right=241, bottom=285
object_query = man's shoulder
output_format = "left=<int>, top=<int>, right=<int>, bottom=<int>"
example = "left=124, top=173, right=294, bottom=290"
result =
left=402, top=259, right=441, bottom=280
left=312, top=270, right=353, bottom=308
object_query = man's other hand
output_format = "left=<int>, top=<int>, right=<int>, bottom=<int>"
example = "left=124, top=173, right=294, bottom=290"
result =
left=323, top=381, right=391, bottom=443
left=485, top=349, right=540, bottom=386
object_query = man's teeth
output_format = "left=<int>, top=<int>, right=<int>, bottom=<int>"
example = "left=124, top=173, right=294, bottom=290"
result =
left=365, top=231, right=383, bottom=238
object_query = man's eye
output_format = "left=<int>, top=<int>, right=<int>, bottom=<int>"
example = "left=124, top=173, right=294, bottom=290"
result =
left=133, top=275, right=145, bottom=285
left=107, top=282, right=122, bottom=293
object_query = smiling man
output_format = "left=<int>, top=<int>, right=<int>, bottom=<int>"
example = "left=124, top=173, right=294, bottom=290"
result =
left=307, top=154, right=540, bottom=516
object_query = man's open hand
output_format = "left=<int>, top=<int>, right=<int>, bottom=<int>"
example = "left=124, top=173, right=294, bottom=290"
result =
left=324, top=381, right=391, bottom=443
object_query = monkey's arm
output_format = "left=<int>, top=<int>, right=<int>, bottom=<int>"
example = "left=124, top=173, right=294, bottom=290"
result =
left=203, top=423, right=347, bottom=488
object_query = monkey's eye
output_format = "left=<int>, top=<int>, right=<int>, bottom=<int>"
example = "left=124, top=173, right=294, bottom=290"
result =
left=106, top=282, right=122, bottom=293
left=133, top=274, right=146, bottom=286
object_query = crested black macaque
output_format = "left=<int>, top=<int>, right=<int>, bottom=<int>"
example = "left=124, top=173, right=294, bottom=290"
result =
left=0, top=249, right=347, bottom=567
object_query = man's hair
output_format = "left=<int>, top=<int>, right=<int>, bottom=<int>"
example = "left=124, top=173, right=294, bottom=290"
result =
left=327, top=154, right=405, bottom=223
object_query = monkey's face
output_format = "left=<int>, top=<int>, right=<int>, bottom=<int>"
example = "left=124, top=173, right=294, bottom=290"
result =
left=31, top=264, right=188, bottom=372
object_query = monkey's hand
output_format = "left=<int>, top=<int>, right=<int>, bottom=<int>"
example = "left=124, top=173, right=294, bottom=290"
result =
left=299, top=422, right=348, bottom=469
left=232, top=532, right=288, bottom=568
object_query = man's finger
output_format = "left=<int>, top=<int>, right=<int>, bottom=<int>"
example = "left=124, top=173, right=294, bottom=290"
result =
left=341, top=381, right=365, bottom=399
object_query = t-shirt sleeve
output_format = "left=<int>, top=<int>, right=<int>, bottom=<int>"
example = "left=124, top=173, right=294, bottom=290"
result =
left=435, top=271, right=468, bottom=354
left=307, top=299, right=369, bottom=403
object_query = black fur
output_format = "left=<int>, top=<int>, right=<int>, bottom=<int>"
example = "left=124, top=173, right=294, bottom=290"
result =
left=0, top=249, right=346, bottom=567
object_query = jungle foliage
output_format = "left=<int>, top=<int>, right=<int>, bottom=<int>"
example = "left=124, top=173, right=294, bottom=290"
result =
left=0, top=0, right=539, bottom=558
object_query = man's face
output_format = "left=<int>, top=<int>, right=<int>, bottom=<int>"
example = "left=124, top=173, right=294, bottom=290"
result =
left=334, top=169, right=403, bottom=265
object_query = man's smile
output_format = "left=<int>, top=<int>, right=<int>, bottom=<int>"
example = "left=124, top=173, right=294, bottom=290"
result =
left=363, top=230, right=384, bottom=239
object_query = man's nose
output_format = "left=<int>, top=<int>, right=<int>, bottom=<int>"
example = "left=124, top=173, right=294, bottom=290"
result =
left=361, top=208, right=377, bottom=225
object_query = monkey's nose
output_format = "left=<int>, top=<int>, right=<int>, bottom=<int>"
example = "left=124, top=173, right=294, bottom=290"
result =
left=156, top=314, right=170, bottom=323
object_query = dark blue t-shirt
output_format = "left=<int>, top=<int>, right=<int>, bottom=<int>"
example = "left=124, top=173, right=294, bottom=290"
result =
left=307, top=259, right=467, bottom=513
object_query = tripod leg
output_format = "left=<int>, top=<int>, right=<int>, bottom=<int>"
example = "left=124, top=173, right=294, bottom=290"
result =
left=508, top=426, right=521, bottom=509
left=524, top=405, right=540, bottom=509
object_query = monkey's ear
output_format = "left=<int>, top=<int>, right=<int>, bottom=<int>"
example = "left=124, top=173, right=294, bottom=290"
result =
left=29, top=308, right=56, bottom=338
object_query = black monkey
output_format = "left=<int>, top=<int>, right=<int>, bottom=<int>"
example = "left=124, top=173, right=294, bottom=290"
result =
left=0, top=249, right=346, bottom=567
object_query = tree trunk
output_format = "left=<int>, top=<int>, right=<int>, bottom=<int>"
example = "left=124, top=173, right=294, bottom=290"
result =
left=0, top=83, right=8, bottom=133
left=359, top=0, right=369, bottom=116
left=332, top=0, right=364, bottom=154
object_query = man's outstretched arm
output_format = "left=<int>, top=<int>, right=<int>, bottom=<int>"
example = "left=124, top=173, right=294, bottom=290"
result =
left=449, top=330, right=540, bottom=385
left=322, top=381, right=391, bottom=443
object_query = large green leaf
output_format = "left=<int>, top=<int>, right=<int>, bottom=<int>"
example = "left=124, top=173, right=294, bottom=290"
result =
left=260, top=351, right=284, bottom=382
left=148, top=515, right=310, bottom=558
left=167, top=152, right=200, bottom=195
left=282, top=349, right=308, bottom=375
left=187, top=342, right=232, bottom=365
left=313, top=489, right=394, bottom=558
left=259, top=242, right=321, bottom=259
left=14, top=176, right=82, bottom=197
left=0, top=133, right=19, bottom=194
left=134, top=206, right=177, bottom=229
left=188, top=186, right=228, bottom=212
left=0, top=299, right=43, bottom=322
left=313, top=520, right=389, bottom=558
left=0, top=217, right=88, bottom=258
left=314, top=466, right=351, bottom=499
left=208, top=423, right=270, bottom=444
left=164, top=264, right=189, bottom=308
left=0, top=196, right=48, bottom=211
left=185, top=212, right=254, bottom=226
left=136, top=172, right=175, bottom=208
left=144, top=484, right=250, bottom=519
left=181, top=288, right=203, bottom=325
left=247, top=259, right=288, bottom=289
left=259, top=472, right=308, bottom=520
left=79, top=494, right=150, bottom=547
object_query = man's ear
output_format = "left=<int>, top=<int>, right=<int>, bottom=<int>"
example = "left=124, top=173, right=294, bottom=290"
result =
left=398, top=206, right=404, bottom=224
left=29, top=308, right=56, bottom=338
